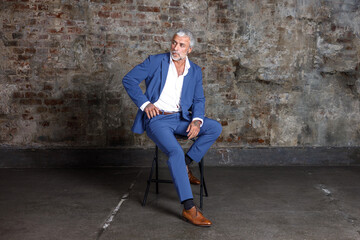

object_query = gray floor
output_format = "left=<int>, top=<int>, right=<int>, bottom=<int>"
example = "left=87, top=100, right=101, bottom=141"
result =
left=0, top=167, right=360, bottom=240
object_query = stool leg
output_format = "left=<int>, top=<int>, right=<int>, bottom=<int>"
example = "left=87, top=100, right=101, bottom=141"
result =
left=142, top=147, right=157, bottom=206
left=155, top=146, right=159, bottom=194
left=203, top=174, right=208, bottom=197
left=202, top=157, right=208, bottom=197
left=199, top=159, right=204, bottom=209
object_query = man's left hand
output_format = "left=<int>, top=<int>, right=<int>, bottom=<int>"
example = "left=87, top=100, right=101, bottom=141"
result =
left=186, top=120, right=201, bottom=139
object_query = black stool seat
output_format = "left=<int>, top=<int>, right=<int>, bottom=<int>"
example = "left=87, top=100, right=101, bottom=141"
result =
left=142, top=135, right=208, bottom=209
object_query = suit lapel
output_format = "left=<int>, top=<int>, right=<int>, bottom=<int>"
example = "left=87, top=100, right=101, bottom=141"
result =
left=160, top=53, right=170, bottom=95
left=180, top=62, right=192, bottom=103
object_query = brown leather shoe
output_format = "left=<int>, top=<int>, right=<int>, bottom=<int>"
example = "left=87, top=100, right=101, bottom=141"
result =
left=182, top=206, right=212, bottom=227
left=188, top=169, right=200, bottom=185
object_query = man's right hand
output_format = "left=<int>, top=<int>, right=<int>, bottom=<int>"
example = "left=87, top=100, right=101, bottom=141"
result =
left=144, top=103, right=160, bottom=119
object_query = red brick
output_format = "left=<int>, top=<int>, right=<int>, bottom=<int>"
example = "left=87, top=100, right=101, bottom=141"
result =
left=98, top=11, right=110, bottom=18
left=13, top=48, right=25, bottom=54
left=25, top=92, right=37, bottom=98
left=221, top=120, right=228, bottom=126
left=39, top=34, right=49, bottom=40
left=217, top=18, right=231, bottom=24
left=61, top=35, right=72, bottom=41
left=20, top=99, right=42, bottom=105
left=101, top=4, right=112, bottom=11
left=44, top=99, right=64, bottom=105
left=13, top=92, right=24, bottom=98
left=18, top=55, right=31, bottom=61
left=37, top=92, right=48, bottom=98
left=218, top=2, right=228, bottom=9
left=43, top=84, right=53, bottom=91
left=169, top=8, right=182, bottom=14
left=22, top=114, right=34, bottom=120
left=17, top=69, right=32, bottom=75
left=110, top=12, right=122, bottom=18
left=29, top=19, right=37, bottom=25
left=136, top=13, right=146, bottom=19
left=14, top=3, right=37, bottom=11
left=118, top=20, right=135, bottom=27
left=142, top=28, right=165, bottom=34
left=122, top=11, right=133, bottom=17
left=36, top=107, right=47, bottom=113
left=67, top=27, right=83, bottom=34
left=130, top=35, right=138, bottom=41
left=66, top=20, right=75, bottom=26
left=48, top=28, right=64, bottom=34
left=171, top=22, right=184, bottom=28
left=138, top=6, right=160, bottom=12
left=162, top=22, right=171, bottom=28
left=37, top=4, right=49, bottom=10
left=46, top=12, right=64, bottom=18
left=48, top=107, right=60, bottom=114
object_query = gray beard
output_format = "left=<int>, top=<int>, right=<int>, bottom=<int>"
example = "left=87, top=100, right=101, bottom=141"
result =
left=171, top=52, right=186, bottom=61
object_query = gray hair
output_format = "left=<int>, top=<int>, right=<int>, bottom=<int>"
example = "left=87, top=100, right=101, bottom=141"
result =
left=174, top=29, right=195, bottom=48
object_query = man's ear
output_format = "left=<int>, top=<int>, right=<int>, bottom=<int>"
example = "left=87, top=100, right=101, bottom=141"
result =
left=188, top=47, right=192, bottom=54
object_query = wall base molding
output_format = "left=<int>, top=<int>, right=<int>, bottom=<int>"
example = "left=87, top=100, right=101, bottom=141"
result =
left=0, top=147, right=359, bottom=168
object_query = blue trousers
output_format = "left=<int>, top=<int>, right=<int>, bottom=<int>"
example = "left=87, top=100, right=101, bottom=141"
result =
left=145, top=113, right=222, bottom=202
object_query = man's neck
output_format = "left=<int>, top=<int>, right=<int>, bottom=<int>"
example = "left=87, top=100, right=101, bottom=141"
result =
left=172, top=57, right=187, bottom=77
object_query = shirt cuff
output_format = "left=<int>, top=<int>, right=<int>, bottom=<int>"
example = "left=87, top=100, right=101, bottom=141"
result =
left=192, top=117, right=203, bottom=127
left=140, top=101, right=150, bottom=111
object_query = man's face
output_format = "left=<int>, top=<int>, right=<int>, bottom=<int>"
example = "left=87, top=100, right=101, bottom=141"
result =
left=170, top=34, right=192, bottom=61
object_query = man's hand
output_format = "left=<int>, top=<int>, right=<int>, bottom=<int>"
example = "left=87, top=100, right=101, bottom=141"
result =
left=144, top=103, right=160, bottom=119
left=186, top=120, right=201, bottom=139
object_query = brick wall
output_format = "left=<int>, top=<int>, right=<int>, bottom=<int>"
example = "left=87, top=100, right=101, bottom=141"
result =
left=0, top=0, right=359, bottom=148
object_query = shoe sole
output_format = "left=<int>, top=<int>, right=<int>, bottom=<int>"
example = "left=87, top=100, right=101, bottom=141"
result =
left=182, top=216, right=212, bottom=227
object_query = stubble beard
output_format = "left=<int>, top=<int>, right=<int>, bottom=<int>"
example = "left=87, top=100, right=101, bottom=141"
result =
left=171, top=51, right=187, bottom=61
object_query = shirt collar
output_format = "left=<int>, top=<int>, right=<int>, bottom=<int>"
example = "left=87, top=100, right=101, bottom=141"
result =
left=169, top=55, right=191, bottom=75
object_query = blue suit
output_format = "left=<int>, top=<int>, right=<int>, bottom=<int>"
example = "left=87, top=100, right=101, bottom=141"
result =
left=123, top=53, right=222, bottom=202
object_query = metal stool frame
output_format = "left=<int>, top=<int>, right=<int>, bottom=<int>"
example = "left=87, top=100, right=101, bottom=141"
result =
left=142, top=137, right=208, bottom=209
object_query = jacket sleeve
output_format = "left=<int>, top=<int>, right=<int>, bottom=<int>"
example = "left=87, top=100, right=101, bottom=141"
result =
left=122, top=56, right=151, bottom=109
left=191, top=68, right=205, bottom=120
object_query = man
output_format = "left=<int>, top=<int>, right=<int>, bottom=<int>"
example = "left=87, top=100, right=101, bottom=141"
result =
left=122, top=29, right=222, bottom=227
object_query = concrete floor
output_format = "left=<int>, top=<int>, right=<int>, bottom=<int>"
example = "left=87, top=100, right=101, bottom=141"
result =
left=0, top=167, right=360, bottom=240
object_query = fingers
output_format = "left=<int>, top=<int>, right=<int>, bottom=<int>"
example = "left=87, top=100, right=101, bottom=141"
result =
left=186, top=124, right=190, bottom=132
left=144, top=103, right=160, bottom=119
left=187, top=123, right=200, bottom=139
left=187, top=129, right=199, bottom=139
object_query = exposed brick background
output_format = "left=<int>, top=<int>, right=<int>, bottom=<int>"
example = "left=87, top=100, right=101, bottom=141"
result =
left=0, top=0, right=359, bottom=148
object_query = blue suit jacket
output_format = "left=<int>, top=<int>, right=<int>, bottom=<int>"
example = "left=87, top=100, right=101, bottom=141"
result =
left=122, top=52, right=205, bottom=134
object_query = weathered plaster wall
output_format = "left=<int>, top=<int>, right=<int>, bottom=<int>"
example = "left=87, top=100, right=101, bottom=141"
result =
left=0, top=0, right=359, bottom=148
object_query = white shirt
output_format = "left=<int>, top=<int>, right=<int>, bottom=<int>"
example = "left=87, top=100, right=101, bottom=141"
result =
left=140, top=55, right=203, bottom=125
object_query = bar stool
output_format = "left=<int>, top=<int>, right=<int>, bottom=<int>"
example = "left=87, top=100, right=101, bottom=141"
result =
left=142, top=135, right=208, bottom=209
